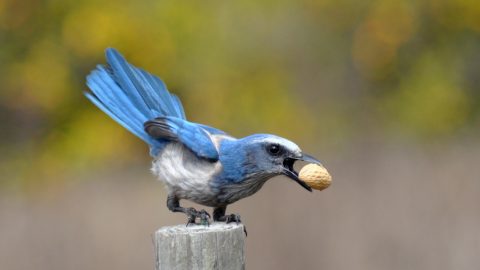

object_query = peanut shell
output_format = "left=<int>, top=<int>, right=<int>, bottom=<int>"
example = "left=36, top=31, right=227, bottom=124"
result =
left=298, top=163, right=332, bottom=191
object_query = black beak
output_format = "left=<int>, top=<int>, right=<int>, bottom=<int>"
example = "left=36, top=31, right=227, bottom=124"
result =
left=282, top=153, right=322, bottom=192
left=299, top=153, right=323, bottom=166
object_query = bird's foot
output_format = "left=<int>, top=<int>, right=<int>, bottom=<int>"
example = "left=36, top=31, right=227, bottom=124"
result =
left=185, top=208, right=210, bottom=227
left=214, top=213, right=247, bottom=236
left=214, top=213, right=242, bottom=224
left=226, top=213, right=242, bottom=224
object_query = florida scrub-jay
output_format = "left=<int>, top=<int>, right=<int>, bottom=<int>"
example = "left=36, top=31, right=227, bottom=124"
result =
left=85, top=48, right=322, bottom=225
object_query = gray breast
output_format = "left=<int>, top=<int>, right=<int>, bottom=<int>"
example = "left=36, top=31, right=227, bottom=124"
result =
left=215, top=174, right=273, bottom=205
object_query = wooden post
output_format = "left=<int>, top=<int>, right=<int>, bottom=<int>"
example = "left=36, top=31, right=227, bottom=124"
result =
left=154, top=223, right=246, bottom=270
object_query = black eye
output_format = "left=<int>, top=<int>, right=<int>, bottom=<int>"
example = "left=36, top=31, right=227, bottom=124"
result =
left=267, top=143, right=282, bottom=156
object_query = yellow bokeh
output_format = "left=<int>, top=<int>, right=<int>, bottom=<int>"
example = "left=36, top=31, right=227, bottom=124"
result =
left=4, top=40, right=71, bottom=111
left=353, top=0, right=417, bottom=78
left=382, top=53, right=469, bottom=137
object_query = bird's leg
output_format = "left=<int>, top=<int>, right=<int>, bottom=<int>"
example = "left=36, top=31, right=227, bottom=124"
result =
left=213, top=206, right=241, bottom=223
left=167, top=195, right=210, bottom=226
left=213, top=206, right=242, bottom=224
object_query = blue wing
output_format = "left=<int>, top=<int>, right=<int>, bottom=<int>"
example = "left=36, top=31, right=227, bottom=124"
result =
left=85, top=48, right=186, bottom=155
left=144, top=117, right=220, bottom=160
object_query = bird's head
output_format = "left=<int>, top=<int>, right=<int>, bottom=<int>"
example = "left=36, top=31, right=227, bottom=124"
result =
left=236, top=134, right=322, bottom=192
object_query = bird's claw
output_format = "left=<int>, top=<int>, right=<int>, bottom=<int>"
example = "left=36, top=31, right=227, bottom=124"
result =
left=185, top=208, right=210, bottom=227
left=225, top=213, right=242, bottom=224
left=227, top=214, right=247, bottom=236
left=214, top=213, right=247, bottom=236
left=199, top=209, right=210, bottom=226
left=214, top=213, right=242, bottom=224
left=186, top=215, right=196, bottom=227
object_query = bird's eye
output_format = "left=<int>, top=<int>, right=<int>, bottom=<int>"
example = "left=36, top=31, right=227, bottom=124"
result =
left=267, top=143, right=282, bottom=156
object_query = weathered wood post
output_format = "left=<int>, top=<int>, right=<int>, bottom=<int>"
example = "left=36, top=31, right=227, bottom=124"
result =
left=154, top=223, right=246, bottom=270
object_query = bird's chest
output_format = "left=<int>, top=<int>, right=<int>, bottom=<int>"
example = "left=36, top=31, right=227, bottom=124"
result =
left=151, top=143, right=221, bottom=204
left=212, top=175, right=270, bottom=205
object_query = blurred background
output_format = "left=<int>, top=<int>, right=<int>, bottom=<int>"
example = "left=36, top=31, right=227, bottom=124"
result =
left=1, top=0, right=479, bottom=269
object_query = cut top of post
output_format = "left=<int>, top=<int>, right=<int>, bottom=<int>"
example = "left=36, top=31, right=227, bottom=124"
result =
left=156, top=223, right=243, bottom=236
left=154, top=223, right=246, bottom=270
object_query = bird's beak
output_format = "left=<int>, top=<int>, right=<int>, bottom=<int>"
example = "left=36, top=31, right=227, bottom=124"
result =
left=282, top=153, right=323, bottom=192
left=299, top=153, right=323, bottom=166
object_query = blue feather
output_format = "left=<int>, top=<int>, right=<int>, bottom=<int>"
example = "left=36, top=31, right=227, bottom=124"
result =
left=144, top=117, right=219, bottom=160
left=215, top=139, right=246, bottom=183
left=85, top=48, right=186, bottom=156
left=197, top=124, right=227, bottom=135
left=106, top=49, right=185, bottom=119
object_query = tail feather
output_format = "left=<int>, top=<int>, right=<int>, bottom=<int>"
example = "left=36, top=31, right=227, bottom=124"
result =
left=105, top=49, right=185, bottom=119
left=85, top=48, right=186, bottom=154
left=86, top=67, right=150, bottom=142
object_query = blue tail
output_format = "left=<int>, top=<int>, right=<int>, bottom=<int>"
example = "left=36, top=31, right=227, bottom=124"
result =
left=85, top=48, right=186, bottom=156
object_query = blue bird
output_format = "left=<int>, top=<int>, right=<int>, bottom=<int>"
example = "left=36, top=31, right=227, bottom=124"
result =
left=85, top=48, right=322, bottom=226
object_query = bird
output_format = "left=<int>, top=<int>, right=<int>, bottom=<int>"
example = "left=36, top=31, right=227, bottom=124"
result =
left=85, top=48, right=322, bottom=227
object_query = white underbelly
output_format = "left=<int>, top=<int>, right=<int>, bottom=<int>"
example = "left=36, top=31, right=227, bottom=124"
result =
left=151, top=143, right=221, bottom=203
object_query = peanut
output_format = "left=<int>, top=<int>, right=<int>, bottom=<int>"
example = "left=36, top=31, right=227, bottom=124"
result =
left=298, top=163, right=332, bottom=191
